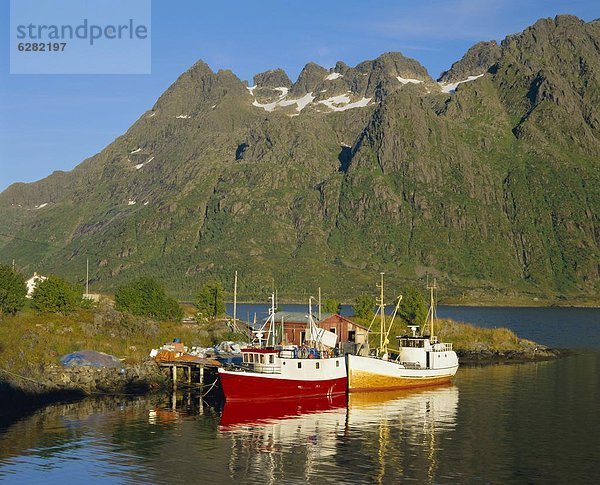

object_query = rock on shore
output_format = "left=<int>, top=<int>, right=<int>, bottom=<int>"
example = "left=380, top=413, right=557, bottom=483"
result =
left=457, top=347, right=565, bottom=365
left=0, top=360, right=167, bottom=416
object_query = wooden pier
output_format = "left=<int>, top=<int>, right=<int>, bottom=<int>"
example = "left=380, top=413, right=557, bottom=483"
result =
left=157, top=359, right=221, bottom=390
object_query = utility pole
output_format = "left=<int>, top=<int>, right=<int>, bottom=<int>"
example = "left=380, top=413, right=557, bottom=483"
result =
left=233, top=270, right=238, bottom=327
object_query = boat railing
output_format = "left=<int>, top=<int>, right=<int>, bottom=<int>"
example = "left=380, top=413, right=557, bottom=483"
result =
left=432, top=343, right=453, bottom=352
left=280, top=348, right=339, bottom=359
left=242, top=363, right=281, bottom=374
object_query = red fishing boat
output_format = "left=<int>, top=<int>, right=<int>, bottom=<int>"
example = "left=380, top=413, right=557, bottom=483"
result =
left=218, top=295, right=347, bottom=401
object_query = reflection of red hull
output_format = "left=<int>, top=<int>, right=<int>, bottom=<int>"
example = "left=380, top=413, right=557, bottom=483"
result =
left=218, top=370, right=347, bottom=401
left=220, top=394, right=347, bottom=428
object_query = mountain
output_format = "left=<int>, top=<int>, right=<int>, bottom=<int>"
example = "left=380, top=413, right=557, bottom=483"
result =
left=1, top=15, right=598, bottom=303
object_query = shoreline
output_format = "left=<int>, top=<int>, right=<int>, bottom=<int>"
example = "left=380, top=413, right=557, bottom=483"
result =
left=1, top=348, right=570, bottom=420
left=456, top=347, right=570, bottom=365
left=0, top=360, right=168, bottom=420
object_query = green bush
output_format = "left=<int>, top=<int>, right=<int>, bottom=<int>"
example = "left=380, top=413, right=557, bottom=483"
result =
left=115, top=277, right=183, bottom=321
left=353, top=293, right=376, bottom=320
left=398, top=286, right=427, bottom=327
left=32, top=275, right=81, bottom=315
left=0, top=264, right=27, bottom=316
left=196, top=281, right=226, bottom=318
left=322, top=298, right=341, bottom=314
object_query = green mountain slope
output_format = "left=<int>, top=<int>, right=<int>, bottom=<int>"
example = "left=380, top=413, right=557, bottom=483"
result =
left=1, top=15, right=598, bottom=303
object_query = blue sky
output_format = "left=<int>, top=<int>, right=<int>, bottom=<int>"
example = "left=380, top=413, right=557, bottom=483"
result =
left=0, top=0, right=597, bottom=191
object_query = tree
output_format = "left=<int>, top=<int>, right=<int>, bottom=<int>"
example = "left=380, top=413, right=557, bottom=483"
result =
left=32, top=275, right=81, bottom=315
left=196, top=281, right=226, bottom=318
left=115, top=277, right=183, bottom=321
left=353, top=293, right=376, bottom=320
left=398, top=286, right=427, bottom=327
left=0, top=264, right=27, bottom=316
left=322, top=298, right=341, bottom=314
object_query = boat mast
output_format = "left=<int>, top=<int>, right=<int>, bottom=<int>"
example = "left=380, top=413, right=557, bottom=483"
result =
left=428, top=278, right=437, bottom=340
left=269, top=292, right=276, bottom=346
left=377, top=272, right=386, bottom=355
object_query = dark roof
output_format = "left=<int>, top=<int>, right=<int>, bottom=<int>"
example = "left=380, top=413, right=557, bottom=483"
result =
left=320, top=313, right=369, bottom=331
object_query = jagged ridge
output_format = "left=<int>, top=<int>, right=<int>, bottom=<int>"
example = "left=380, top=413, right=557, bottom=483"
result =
left=0, top=15, right=598, bottom=303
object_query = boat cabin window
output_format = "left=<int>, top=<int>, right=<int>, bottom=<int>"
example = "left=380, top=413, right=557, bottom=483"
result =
left=316, top=362, right=320, bottom=369
left=269, top=355, right=274, bottom=364
left=249, top=354, right=254, bottom=363
left=298, top=362, right=302, bottom=369
left=400, top=339, right=425, bottom=348
left=260, top=355, right=265, bottom=364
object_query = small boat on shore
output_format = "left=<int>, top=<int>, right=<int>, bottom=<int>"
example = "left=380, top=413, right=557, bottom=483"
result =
left=347, top=275, right=459, bottom=392
left=218, top=295, right=347, bottom=401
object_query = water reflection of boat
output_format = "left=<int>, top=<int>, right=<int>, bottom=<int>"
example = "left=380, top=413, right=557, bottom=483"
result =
left=347, top=385, right=459, bottom=426
left=220, top=394, right=347, bottom=429
left=218, top=385, right=459, bottom=483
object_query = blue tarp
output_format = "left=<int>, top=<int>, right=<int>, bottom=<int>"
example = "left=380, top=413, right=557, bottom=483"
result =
left=60, top=350, right=123, bottom=368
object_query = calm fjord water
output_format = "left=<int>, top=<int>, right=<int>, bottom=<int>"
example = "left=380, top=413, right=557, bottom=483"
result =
left=1, top=307, right=599, bottom=483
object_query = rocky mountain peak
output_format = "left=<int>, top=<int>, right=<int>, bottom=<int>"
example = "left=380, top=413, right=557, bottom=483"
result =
left=438, top=41, right=501, bottom=83
left=290, top=62, right=329, bottom=96
left=253, top=68, right=292, bottom=89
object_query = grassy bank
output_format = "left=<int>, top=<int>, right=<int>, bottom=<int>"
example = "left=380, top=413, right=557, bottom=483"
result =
left=357, top=314, right=556, bottom=360
left=0, top=308, right=242, bottom=378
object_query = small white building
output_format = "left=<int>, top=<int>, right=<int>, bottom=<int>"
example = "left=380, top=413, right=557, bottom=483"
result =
left=26, top=272, right=47, bottom=298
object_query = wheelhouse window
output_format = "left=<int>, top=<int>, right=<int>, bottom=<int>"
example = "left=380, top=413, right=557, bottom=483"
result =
left=316, top=362, right=320, bottom=369
left=269, top=355, right=274, bottom=364
left=298, top=362, right=302, bottom=369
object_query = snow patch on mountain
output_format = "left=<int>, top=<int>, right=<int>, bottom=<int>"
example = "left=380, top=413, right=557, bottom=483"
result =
left=325, top=72, right=342, bottom=80
left=439, top=74, right=484, bottom=93
left=397, top=76, right=423, bottom=85
left=319, top=95, right=372, bottom=112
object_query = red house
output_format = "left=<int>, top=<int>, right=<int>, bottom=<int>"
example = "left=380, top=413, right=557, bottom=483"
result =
left=269, top=311, right=368, bottom=347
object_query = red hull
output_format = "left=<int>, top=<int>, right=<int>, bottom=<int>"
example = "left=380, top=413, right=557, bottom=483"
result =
left=218, top=370, right=347, bottom=401
left=220, top=394, right=347, bottom=428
